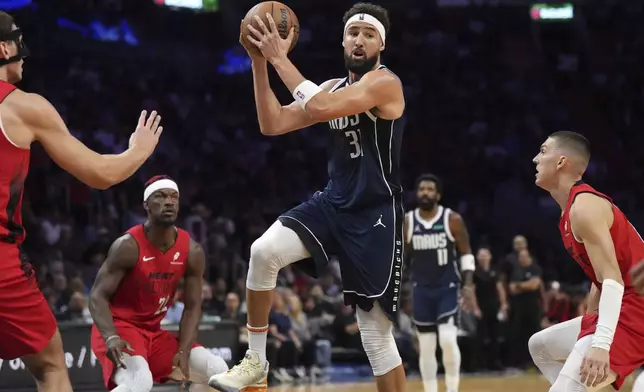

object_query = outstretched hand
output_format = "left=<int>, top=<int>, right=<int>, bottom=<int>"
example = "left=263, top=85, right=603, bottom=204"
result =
left=129, top=110, right=163, bottom=157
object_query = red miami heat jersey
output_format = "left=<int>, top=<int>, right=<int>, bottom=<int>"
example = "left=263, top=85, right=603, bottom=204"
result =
left=0, top=80, right=29, bottom=251
left=560, top=181, right=644, bottom=389
left=110, top=225, right=191, bottom=331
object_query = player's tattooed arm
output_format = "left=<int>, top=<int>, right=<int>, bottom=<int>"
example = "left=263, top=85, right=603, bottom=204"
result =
left=177, top=239, right=206, bottom=353
left=89, top=235, right=139, bottom=341
left=449, top=212, right=478, bottom=312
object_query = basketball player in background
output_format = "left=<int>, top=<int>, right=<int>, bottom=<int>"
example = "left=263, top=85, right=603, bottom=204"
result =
left=210, top=3, right=406, bottom=392
left=0, top=12, right=163, bottom=392
left=404, top=174, right=476, bottom=392
left=528, top=131, right=644, bottom=391
left=89, top=176, right=228, bottom=392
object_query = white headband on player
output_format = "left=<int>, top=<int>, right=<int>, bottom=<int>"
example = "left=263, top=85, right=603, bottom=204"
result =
left=343, top=13, right=386, bottom=45
left=143, top=179, right=179, bottom=201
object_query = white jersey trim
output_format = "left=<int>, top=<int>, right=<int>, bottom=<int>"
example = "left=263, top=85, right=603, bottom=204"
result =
left=405, top=211, right=414, bottom=244
left=444, top=207, right=455, bottom=242
left=414, top=206, right=444, bottom=229
left=0, top=108, right=26, bottom=150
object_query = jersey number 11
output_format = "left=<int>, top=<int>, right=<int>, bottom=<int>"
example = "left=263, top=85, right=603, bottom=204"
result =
left=437, top=249, right=449, bottom=266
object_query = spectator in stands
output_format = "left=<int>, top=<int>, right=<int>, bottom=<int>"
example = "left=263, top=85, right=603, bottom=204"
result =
left=332, top=304, right=362, bottom=351
left=210, top=277, right=228, bottom=315
left=473, top=246, right=506, bottom=370
left=500, top=235, right=530, bottom=284
left=287, top=293, right=327, bottom=379
left=163, top=297, right=183, bottom=326
left=508, top=249, right=543, bottom=368
left=221, top=292, right=245, bottom=322
left=201, top=280, right=216, bottom=315
left=67, top=291, right=92, bottom=323
left=542, top=281, right=572, bottom=328
left=269, top=290, right=300, bottom=383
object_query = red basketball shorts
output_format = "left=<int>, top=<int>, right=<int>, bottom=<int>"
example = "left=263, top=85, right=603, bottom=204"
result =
left=579, top=293, right=644, bottom=390
left=91, top=321, right=200, bottom=389
left=0, top=245, right=57, bottom=360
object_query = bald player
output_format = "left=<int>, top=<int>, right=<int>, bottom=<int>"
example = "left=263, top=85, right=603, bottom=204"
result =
left=528, top=131, right=644, bottom=391
left=0, top=12, right=162, bottom=392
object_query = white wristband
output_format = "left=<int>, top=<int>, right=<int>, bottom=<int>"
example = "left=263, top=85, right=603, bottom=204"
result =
left=293, top=80, right=323, bottom=110
left=460, top=254, right=475, bottom=272
left=105, top=335, right=121, bottom=345
left=591, top=279, right=624, bottom=351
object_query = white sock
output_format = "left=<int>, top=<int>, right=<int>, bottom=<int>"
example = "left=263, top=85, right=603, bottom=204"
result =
left=417, top=331, right=438, bottom=392
left=247, top=324, right=268, bottom=365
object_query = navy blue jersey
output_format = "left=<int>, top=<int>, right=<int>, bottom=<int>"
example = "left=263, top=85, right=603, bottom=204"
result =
left=322, top=65, right=404, bottom=210
left=407, top=206, right=460, bottom=287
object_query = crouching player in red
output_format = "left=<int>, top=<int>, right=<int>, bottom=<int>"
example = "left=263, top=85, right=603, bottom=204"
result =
left=89, top=176, right=228, bottom=392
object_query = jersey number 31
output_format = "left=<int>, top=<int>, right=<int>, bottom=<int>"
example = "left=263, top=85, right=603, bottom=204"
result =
left=345, top=130, right=363, bottom=159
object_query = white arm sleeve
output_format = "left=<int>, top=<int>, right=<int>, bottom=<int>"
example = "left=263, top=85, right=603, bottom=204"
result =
left=591, top=279, right=624, bottom=351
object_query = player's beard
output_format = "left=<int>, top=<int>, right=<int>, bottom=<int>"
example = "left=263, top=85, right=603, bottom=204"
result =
left=152, top=215, right=176, bottom=228
left=418, top=197, right=437, bottom=211
left=344, top=51, right=379, bottom=76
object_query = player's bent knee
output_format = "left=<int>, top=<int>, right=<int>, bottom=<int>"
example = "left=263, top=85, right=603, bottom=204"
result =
left=356, top=303, right=402, bottom=377
left=187, top=346, right=229, bottom=383
left=528, top=330, right=544, bottom=359
left=247, top=221, right=305, bottom=291
left=113, top=355, right=154, bottom=392
left=437, top=323, right=459, bottom=361
left=437, top=323, right=458, bottom=346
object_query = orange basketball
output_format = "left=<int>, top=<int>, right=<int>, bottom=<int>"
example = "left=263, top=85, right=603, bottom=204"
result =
left=241, top=1, right=300, bottom=56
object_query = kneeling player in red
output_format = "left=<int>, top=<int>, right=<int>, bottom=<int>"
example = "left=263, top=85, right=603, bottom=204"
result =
left=529, top=132, right=644, bottom=391
left=89, top=176, right=228, bottom=392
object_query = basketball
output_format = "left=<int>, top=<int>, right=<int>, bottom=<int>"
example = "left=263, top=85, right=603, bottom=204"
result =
left=241, top=1, right=300, bottom=56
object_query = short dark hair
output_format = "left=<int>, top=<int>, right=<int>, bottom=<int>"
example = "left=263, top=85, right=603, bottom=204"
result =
left=0, top=12, right=14, bottom=37
left=549, top=131, right=591, bottom=165
left=415, top=173, right=443, bottom=195
left=342, top=3, right=391, bottom=36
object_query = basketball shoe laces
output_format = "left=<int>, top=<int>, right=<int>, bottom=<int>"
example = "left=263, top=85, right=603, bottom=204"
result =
left=228, top=353, right=264, bottom=379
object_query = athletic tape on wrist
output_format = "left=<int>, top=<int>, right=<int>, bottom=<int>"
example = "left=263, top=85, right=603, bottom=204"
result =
left=460, top=254, right=475, bottom=271
left=293, top=80, right=323, bottom=110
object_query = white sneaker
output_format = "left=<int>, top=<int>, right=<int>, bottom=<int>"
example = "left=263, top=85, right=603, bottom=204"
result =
left=208, top=350, right=269, bottom=392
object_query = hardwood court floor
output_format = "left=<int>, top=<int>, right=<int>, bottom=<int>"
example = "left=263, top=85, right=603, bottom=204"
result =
left=268, top=373, right=638, bottom=391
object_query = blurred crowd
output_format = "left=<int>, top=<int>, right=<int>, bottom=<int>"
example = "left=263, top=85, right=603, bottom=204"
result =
left=10, top=0, right=644, bottom=383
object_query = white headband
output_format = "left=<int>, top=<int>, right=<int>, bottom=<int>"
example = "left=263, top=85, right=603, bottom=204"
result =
left=344, top=13, right=386, bottom=45
left=144, top=179, right=179, bottom=201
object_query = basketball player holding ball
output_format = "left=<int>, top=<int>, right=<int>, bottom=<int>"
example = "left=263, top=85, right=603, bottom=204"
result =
left=209, top=2, right=406, bottom=392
